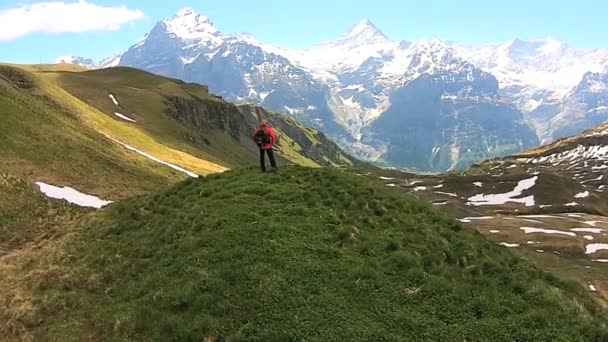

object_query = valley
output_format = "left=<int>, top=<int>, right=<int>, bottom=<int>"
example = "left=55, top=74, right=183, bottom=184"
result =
left=64, top=9, right=608, bottom=171
left=3, top=2, right=608, bottom=340
left=2, top=61, right=608, bottom=340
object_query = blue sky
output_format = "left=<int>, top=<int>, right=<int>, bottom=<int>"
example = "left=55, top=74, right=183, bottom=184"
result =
left=1, top=0, right=607, bottom=63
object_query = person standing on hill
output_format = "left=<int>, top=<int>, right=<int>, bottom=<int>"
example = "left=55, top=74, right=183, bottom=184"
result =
left=252, top=122, right=278, bottom=172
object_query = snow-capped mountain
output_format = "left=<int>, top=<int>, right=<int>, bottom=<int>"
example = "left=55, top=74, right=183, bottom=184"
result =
left=58, top=54, right=122, bottom=69
left=62, top=8, right=608, bottom=171
left=457, top=39, right=608, bottom=142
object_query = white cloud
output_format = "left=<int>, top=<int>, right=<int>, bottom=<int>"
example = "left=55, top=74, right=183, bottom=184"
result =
left=0, top=1, right=144, bottom=40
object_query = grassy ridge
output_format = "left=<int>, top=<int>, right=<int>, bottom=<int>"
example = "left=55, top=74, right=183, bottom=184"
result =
left=38, top=167, right=607, bottom=341
left=0, top=67, right=183, bottom=200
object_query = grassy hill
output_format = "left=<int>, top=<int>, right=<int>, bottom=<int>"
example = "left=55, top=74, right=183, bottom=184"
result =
left=22, top=167, right=608, bottom=341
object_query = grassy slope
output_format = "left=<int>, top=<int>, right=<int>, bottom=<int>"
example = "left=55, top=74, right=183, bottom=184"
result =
left=0, top=168, right=83, bottom=336
left=37, top=167, right=607, bottom=341
left=44, top=67, right=353, bottom=169
left=0, top=66, right=187, bottom=200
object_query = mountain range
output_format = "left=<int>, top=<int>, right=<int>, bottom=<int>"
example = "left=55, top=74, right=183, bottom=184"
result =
left=62, top=8, right=608, bottom=171
left=4, top=62, right=608, bottom=339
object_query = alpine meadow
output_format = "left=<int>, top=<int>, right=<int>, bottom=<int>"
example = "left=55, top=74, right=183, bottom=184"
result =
left=2, top=1, right=608, bottom=341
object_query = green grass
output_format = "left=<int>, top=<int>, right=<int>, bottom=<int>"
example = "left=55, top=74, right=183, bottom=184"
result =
left=0, top=66, right=184, bottom=200
left=37, top=166, right=608, bottom=341
left=0, top=168, right=81, bottom=252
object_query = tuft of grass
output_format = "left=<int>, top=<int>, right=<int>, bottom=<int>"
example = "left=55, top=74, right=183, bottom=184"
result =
left=34, top=166, right=608, bottom=341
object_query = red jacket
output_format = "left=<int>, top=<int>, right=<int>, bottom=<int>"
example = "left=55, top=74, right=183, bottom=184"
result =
left=252, top=124, right=277, bottom=150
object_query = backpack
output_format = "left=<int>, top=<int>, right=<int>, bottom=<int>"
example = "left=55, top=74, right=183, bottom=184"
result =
left=254, top=129, right=272, bottom=147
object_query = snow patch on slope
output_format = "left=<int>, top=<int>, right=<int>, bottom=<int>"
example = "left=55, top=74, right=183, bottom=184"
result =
left=36, top=182, right=112, bottom=208
left=114, top=112, right=137, bottom=123
left=104, top=134, right=199, bottom=178
left=467, top=176, right=537, bottom=207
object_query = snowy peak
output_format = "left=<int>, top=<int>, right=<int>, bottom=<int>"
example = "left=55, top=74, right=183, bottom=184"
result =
left=162, top=7, right=220, bottom=42
left=330, top=18, right=390, bottom=46
left=501, top=38, right=565, bottom=59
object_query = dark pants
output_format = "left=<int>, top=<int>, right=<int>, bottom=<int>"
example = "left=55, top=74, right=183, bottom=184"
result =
left=259, top=148, right=277, bottom=171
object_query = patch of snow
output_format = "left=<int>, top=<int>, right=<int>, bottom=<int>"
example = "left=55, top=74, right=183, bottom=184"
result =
left=584, top=220, right=608, bottom=227
left=536, top=250, right=545, bottom=253
left=342, top=84, right=366, bottom=91
left=104, top=134, right=199, bottom=178
left=565, top=202, right=580, bottom=207
left=460, top=216, right=495, bottom=221
left=413, top=186, right=427, bottom=191
left=467, top=176, right=537, bottom=207
left=379, top=176, right=395, bottom=180
left=574, top=191, right=590, bottom=199
left=520, top=227, right=576, bottom=237
left=589, top=283, right=598, bottom=292
left=114, top=112, right=137, bottom=123
left=582, top=174, right=604, bottom=184
left=489, top=230, right=500, bottom=233
left=539, top=205, right=553, bottom=208
left=567, top=213, right=585, bottom=218
left=109, top=94, right=119, bottom=106
left=260, top=90, right=274, bottom=101
left=500, top=242, right=520, bottom=248
left=283, top=105, right=304, bottom=115
left=592, top=164, right=608, bottom=171
left=435, top=191, right=458, bottom=197
left=585, top=243, right=608, bottom=254
left=519, top=214, right=562, bottom=219
left=36, top=182, right=112, bottom=208
left=473, top=182, right=483, bottom=187
left=571, top=228, right=605, bottom=234
left=522, top=218, right=545, bottom=224
left=584, top=235, right=595, bottom=241
left=386, top=183, right=396, bottom=187
left=433, top=184, right=444, bottom=189
left=163, top=8, right=222, bottom=47
left=592, top=259, right=608, bottom=263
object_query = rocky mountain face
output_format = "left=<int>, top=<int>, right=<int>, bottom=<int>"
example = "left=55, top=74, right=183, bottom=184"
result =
left=544, top=69, right=608, bottom=140
left=68, top=8, right=608, bottom=171
left=460, top=39, right=608, bottom=143
left=370, top=66, right=538, bottom=170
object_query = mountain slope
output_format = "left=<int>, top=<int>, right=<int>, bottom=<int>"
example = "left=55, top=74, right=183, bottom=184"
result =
left=0, top=61, right=360, bottom=223
left=370, top=64, right=538, bottom=170
left=0, top=64, right=190, bottom=202
left=92, top=9, right=547, bottom=171
left=367, top=122, right=608, bottom=306
left=542, top=68, right=608, bottom=141
left=29, top=166, right=608, bottom=340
